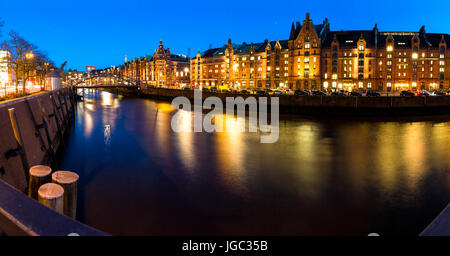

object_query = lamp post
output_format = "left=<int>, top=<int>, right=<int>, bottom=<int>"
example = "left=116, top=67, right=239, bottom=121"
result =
left=24, top=52, right=34, bottom=94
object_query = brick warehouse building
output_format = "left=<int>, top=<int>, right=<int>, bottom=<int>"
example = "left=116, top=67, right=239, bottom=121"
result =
left=191, top=13, right=450, bottom=92
left=120, top=40, right=190, bottom=88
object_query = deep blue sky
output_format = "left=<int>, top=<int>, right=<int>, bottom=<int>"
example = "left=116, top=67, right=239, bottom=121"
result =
left=1, top=0, right=450, bottom=71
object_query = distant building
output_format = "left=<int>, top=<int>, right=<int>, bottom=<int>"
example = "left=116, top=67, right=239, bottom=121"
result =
left=86, top=66, right=96, bottom=73
left=66, top=70, right=85, bottom=86
left=0, top=50, right=12, bottom=86
left=191, top=13, right=449, bottom=92
left=121, top=41, right=190, bottom=88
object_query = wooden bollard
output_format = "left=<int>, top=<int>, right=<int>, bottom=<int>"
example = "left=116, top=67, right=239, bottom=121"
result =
left=38, top=183, right=64, bottom=214
left=8, top=108, right=30, bottom=184
left=52, top=171, right=79, bottom=219
left=28, top=165, right=52, bottom=200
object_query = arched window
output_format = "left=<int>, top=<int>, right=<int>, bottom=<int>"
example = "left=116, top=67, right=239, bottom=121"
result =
left=441, top=46, right=445, bottom=53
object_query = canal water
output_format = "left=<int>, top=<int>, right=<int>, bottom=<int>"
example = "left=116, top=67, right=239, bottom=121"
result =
left=59, top=90, right=450, bottom=235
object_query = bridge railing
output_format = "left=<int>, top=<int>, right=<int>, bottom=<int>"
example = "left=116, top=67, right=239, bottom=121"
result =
left=0, top=179, right=107, bottom=236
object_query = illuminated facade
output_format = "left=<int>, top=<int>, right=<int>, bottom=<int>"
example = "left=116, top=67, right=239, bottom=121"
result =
left=121, top=41, right=190, bottom=87
left=0, top=50, right=12, bottom=87
left=192, top=13, right=449, bottom=91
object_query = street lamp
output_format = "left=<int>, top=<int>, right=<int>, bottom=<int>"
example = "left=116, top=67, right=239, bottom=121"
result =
left=25, top=52, right=34, bottom=60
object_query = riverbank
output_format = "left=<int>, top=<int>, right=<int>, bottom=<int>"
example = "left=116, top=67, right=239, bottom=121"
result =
left=0, top=88, right=75, bottom=192
left=133, top=87, right=450, bottom=117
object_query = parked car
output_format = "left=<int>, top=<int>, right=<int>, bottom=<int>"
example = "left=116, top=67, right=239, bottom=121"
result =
left=210, top=87, right=218, bottom=92
left=240, top=89, right=250, bottom=94
left=255, top=89, right=268, bottom=95
left=312, top=90, right=326, bottom=96
left=400, top=90, right=415, bottom=96
left=350, top=91, right=362, bottom=96
left=294, top=90, right=309, bottom=96
left=265, top=89, right=275, bottom=95
left=366, top=90, right=381, bottom=97
left=272, top=90, right=286, bottom=95
left=285, top=89, right=295, bottom=95
left=331, top=91, right=347, bottom=96
left=431, top=90, right=445, bottom=96
left=183, top=87, right=191, bottom=90
left=202, top=87, right=209, bottom=92
left=418, top=91, right=430, bottom=96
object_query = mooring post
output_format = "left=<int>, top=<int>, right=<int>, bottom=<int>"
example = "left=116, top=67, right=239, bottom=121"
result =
left=28, top=165, right=52, bottom=200
left=8, top=108, right=30, bottom=184
left=38, top=183, right=64, bottom=214
left=52, top=171, right=79, bottom=219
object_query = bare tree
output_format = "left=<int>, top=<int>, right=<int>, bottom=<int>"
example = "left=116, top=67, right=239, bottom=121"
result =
left=0, top=30, right=52, bottom=94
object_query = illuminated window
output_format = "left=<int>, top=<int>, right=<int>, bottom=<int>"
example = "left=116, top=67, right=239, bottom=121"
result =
left=323, top=81, right=329, bottom=88
left=387, top=46, right=393, bottom=52
left=305, top=43, right=310, bottom=49
left=359, top=45, right=364, bottom=51
left=412, top=53, right=418, bottom=59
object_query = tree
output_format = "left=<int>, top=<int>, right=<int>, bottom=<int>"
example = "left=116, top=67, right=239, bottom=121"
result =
left=1, top=30, right=53, bottom=94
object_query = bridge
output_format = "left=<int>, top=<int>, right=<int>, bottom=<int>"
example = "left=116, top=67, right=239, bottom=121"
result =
left=68, top=72, right=141, bottom=89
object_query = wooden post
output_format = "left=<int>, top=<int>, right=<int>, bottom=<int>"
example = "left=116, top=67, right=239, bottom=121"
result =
left=28, top=165, right=52, bottom=200
left=38, top=183, right=64, bottom=214
left=8, top=108, right=30, bottom=183
left=52, top=171, right=79, bottom=219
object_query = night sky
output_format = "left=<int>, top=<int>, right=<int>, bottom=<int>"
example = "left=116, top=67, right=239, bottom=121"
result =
left=1, top=0, right=449, bottom=70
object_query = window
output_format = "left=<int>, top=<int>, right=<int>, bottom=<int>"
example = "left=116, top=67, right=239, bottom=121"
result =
left=387, top=45, right=393, bottom=52
left=305, top=43, right=310, bottom=49
left=359, top=45, right=364, bottom=51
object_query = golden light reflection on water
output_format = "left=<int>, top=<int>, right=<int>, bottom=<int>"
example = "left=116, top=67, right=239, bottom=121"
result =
left=175, top=110, right=196, bottom=173
left=215, top=114, right=247, bottom=194
left=155, top=102, right=176, bottom=113
left=375, top=122, right=401, bottom=193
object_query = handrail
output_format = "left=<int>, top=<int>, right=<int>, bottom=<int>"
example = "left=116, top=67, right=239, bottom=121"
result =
left=0, top=179, right=108, bottom=236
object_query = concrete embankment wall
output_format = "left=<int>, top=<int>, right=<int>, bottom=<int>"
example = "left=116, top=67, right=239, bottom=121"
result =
left=139, top=88, right=450, bottom=116
left=0, top=88, right=74, bottom=192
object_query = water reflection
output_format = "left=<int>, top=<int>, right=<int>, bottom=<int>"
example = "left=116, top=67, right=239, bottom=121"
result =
left=59, top=90, right=450, bottom=235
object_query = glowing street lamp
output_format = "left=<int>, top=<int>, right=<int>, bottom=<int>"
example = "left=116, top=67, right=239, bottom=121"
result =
left=25, top=52, right=34, bottom=59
